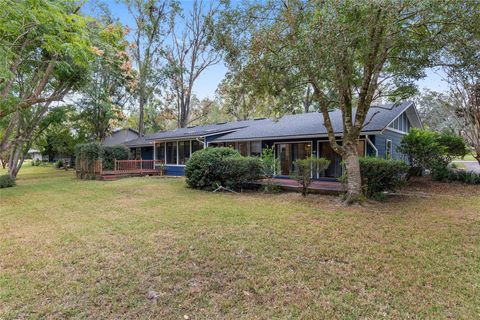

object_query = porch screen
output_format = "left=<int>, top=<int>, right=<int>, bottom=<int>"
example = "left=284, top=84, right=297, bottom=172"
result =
left=178, top=141, right=190, bottom=164
left=155, top=143, right=165, bottom=162
left=166, top=142, right=177, bottom=164
left=192, top=140, right=203, bottom=153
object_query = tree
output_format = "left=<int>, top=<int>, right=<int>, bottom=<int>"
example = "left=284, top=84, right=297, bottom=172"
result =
left=164, top=0, right=222, bottom=128
left=76, top=19, right=134, bottom=141
left=218, top=0, right=444, bottom=203
left=434, top=0, right=480, bottom=164
left=414, top=90, right=462, bottom=134
left=0, top=0, right=94, bottom=156
left=124, top=0, right=173, bottom=135
left=292, top=157, right=330, bottom=196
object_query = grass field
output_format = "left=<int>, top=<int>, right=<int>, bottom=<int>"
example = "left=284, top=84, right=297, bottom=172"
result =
left=1, top=166, right=479, bottom=319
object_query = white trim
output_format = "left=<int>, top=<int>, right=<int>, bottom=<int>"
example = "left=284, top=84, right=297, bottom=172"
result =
left=384, top=127, right=408, bottom=135
left=366, top=135, right=378, bottom=157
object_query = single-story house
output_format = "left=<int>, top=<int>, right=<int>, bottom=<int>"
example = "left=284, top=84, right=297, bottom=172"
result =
left=27, top=149, right=44, bottom=162
left=124, top=101, right=422, bottom=179
left=102, top=128, right=140, bottom=146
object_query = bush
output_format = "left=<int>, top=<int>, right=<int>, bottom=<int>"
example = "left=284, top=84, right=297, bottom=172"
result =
left=359, top=157, right=409, bottom=198
left=260, top=146, right=280, bottom=192
left=75, top=142, right=103, bottom=179
left=432, top=167, right=480, bottom=184
left=0, top=175, right=15, bottom=188
left=185, top=147, right=262, bottom=191
left=292, top=157, right=330, bottom=196
left=54, top=159, right=64, bottom=168
left=31, top=159, right=42, bottom=166
left=102, top=145, right=130, bottom=170
left=397, top=129, right=468, bottom=178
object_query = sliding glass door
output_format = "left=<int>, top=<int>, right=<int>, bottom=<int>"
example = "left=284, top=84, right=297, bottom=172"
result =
left=276, top=142, right=312, bottom=176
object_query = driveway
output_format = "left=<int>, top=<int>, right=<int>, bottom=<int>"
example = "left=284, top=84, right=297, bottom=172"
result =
left=454, top=161, right=480, bottom=174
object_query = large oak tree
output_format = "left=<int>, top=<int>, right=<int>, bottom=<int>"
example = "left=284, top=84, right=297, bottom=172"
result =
left=218, top=0, right=445, bottom=203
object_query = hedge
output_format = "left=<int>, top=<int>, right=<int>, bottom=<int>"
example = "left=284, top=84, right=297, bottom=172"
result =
left=185, top=147, right=262, bottom=191
left=359, top=157, right=409, bottom=198
left=0, top=175, right=15, bottom=188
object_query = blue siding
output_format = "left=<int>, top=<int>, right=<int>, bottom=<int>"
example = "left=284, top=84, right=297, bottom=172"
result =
left=165, top=165, right=185, bottom=176
left=375, top=129, right=406, bottom=160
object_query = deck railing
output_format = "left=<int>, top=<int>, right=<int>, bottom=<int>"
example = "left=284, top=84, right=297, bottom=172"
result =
left=114, top=160, right=164, bottom=173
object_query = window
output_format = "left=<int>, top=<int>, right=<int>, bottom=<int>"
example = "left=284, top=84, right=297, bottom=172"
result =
left=250, top=141, right=262, bottom=156
left=135, top=148, right=141, bottom=160
left=192, top=140, right=203, bottom=153
left=166, top=142, right=177, bottom=164
left=385, top=139, right=393, bottom=160
left=155, top=143, right=165, bottom=162
left=388, top=112, right=411, bottom=133
left=178, top=141, right=190, bottom=164
left=237, top=141, right=249, bottom=156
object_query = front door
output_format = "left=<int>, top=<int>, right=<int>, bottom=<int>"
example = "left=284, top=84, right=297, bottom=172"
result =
left=319, top=142, right=340, bottom=178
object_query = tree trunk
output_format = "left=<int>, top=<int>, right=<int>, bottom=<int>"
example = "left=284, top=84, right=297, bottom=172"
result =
left=8, top=139, right=24, bottom=178
left=343, top=145, right=362, bottom=204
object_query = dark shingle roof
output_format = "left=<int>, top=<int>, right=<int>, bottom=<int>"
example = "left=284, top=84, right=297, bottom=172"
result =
left=212, top=101, right=414, bottom=142
left=132, top=101, right=415, bottom=144
left=124, top=136, right=154, bottom=147
left=145, top=119, right=271, bottom=141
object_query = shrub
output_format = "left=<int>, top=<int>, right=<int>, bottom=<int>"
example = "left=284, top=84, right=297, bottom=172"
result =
left=31, top=159, right=41, bottom=166
left=432, top=167, right=480, bottom=184
left=75, top=142, right=103, bottom=179
left=260, top=146, right=280, bottom=192
left=397, top=129, right=468, bottom=179
left=55, top=159, right=64, bottom=168
left=102, top=145, right=130, bottom=170
left=185, top=147, right=262, bottom=191
left=359, top=157, right=409, bottom=198
left=0, top=175, right=15, bottom=188
left=292, top=157, right=330, bottom=196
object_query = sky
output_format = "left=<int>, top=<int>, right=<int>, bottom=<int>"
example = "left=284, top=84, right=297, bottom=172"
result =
left=84, top=0, right=450, bottom=101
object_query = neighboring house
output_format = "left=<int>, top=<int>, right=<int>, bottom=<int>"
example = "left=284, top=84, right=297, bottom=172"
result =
left=102, top=128, right=140, bottom=146
left=27, top=149, right=43, bottom=162
left=125, top=101, right=422, bottom=179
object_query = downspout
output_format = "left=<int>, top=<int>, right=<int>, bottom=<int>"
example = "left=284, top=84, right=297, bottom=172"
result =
left=196, top=137, right=206, bottom=149
left=366, top=135, right=378, bottom=157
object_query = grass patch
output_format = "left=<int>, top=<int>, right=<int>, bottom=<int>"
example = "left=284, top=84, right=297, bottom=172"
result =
left=1, top=166, right=479, bottom=318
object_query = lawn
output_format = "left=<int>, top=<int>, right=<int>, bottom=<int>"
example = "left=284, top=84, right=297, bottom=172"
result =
left=1, top=166, right=479, bottom=319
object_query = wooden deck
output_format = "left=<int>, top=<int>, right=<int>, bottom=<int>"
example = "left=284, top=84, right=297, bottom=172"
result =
left=257, top=178, right=345, bottom=195
left=100, top=169, right=162, bottom=181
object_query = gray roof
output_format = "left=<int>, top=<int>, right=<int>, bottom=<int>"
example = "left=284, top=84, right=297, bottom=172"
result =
left=124, top=136, right=154, bottom=147
left=212, top=101, right=416, bottom=142
left=146, top=119, right=271, bottom=141
left=133, top=101, right=417, bottom=145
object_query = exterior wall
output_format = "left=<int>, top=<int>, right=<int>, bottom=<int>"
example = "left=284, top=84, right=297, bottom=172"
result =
left=374, top=129, right=406, bottom=160
left=103, top=129, right=139, bottom=146
left=164, top=165, right=185, bottom=176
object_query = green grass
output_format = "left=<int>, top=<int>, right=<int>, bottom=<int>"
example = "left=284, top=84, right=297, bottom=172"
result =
left=1, top=166, right=479, bottom=319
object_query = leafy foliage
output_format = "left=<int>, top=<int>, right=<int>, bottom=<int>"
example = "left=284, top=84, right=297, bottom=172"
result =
left=397, top=129, right=468, bottom=177
left=102, top=145, right=131, bottom=170
left=74, top=142, right=103, bottom=179
left=185, top=147, right=262, bottom=191
left=359, top=157, right=409, bottom=198
left=292, top=157, right=330, bottom=196
left=0, top=174, right=15, bottom=188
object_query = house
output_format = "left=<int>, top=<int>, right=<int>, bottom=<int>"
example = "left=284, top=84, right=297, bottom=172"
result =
left=27, top=149, right=43, bottom=162
left=124, top=101, right=422, bottom=179
left=102, top=128, right=140, bottom=146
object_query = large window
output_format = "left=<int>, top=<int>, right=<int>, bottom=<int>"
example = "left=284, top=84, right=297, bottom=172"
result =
left=389, top=113, right=410, bottom=133
left=166, top=142, right=177, bottom=164
left=237, top=142, right=249, bottom=156
left=178, top=141, right=190, bottom=164
left=155, top=143, right=165, bottom=162
left=250, top=141, right=262, bottom=156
